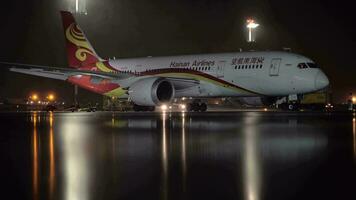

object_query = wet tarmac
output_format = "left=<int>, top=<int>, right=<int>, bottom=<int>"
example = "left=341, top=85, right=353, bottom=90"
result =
left=0, top=111, right=355, bottom=200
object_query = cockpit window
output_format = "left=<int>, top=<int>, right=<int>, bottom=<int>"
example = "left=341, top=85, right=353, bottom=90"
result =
left=297, top=63, right=308, bottom=69
left=307, top=63, right=319, bottom=68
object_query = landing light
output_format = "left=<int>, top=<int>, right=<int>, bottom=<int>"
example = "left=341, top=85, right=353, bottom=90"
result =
left=161, top=104, right=168, bottom=111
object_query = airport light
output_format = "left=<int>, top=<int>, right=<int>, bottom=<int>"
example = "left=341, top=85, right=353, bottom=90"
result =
left=31, top=94, right=38, bottom=101
left=47, top=94, right=55, bottom=101
left=246, top=19, right=259, bottom=42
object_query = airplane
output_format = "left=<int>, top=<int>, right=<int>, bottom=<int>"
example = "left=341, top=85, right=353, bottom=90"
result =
left=1, top=11, right=329, bottom=112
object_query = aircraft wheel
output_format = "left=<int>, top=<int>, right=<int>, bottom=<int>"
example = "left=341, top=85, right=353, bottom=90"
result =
left=199, top=103, right=207, bottom=112
left=288, top=103, right=299, bottom=111
left=188, top=103, right=199, bottom=112
left=193, top=104, right=200, bottom=112
left=288, top=104, right=294, bottom=111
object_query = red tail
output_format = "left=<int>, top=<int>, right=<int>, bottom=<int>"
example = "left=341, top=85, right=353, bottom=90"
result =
left=60, top=11, right=102, bottom=68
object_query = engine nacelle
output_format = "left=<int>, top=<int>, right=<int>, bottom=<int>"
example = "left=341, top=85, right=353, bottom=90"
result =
left=128, top=77, right=175, bottom=106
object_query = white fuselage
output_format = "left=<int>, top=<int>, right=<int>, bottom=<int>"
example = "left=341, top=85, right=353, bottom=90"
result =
left=107, top=51, right=329, bottom=98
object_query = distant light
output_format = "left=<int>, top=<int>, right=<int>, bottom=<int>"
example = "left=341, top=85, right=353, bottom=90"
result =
left=246, top=19, right=259, bottom=29
left=180, top=104, right=186, bottom=110
left=31, top=94, right=38, bottom=101
left=264, top=108, right=268, bottom=111
left=38, top=101, right=41, bottom=104
left=352, top=96, right=356, bottom=103
left=48, top=94, right=55, bottom=101
left=246, top=19, right=259, bottom=42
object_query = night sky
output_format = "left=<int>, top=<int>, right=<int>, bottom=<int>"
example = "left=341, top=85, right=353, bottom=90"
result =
left=0, top=0, right=355, bottom=103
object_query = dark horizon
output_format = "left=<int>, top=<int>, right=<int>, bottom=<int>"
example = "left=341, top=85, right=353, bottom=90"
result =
left=0, top=0, right=355, bottom=103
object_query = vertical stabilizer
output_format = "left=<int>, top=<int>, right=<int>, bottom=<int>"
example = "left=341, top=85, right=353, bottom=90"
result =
left=60, top=11, right=103, bottom=68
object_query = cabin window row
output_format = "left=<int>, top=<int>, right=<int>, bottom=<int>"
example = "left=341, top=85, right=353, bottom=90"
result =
left=234, top=64, right=263, bottom=70
left=191, top=67, right=211, bottom=71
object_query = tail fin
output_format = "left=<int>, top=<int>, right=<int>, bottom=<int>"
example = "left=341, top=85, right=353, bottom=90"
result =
left=60, top=11, right=103, bottom=68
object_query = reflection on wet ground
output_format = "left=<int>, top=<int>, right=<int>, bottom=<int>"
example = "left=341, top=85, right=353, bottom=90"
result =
left=0, top=111, right=355, bottom=200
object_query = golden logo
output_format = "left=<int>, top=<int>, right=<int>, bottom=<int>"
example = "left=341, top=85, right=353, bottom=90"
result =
left=65, top=23, right=95, bottom=62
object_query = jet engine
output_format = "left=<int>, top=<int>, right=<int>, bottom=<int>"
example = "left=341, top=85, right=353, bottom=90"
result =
left=128, top=77, right=175, bottom=106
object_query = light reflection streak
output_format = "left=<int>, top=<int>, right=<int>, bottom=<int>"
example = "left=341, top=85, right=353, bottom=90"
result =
left=111, top=113, right=117, bottom=164
left=62, top=117, right=90, bottom=200
left=353, top=116, right=355, bottom=162
left=112, top=113, right=115, bottom=127
left=162, top=112, right=168, bottom=200
left=243, top=117, right=261, bottom=200
left=181, top=113, right=187, bottom=193
left=49, top=112, right=55, bottom=199
left=32, top=112, right=39, bottom=200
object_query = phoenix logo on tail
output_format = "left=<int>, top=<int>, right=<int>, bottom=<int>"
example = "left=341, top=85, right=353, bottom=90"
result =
left=61, top=11, right=103, bottom=68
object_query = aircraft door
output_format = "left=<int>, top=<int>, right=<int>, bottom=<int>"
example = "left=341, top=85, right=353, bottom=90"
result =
left=269, top=58, right=281, bottom=76
left=216, top=61, right=225, bottom=78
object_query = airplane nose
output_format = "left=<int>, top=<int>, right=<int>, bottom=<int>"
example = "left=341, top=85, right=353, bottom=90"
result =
left=315, top=71, right=329, bottom=90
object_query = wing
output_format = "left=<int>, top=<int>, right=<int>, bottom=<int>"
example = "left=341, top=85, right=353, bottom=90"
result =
left=1, top=62, right=200, bottom=91
left=0, top=62, right=133, bottom=80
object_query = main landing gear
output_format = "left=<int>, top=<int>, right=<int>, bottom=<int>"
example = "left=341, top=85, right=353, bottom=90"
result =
left=187, top=101, right=207, bottom=112
left=133, top=104, right=155, bottom=112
